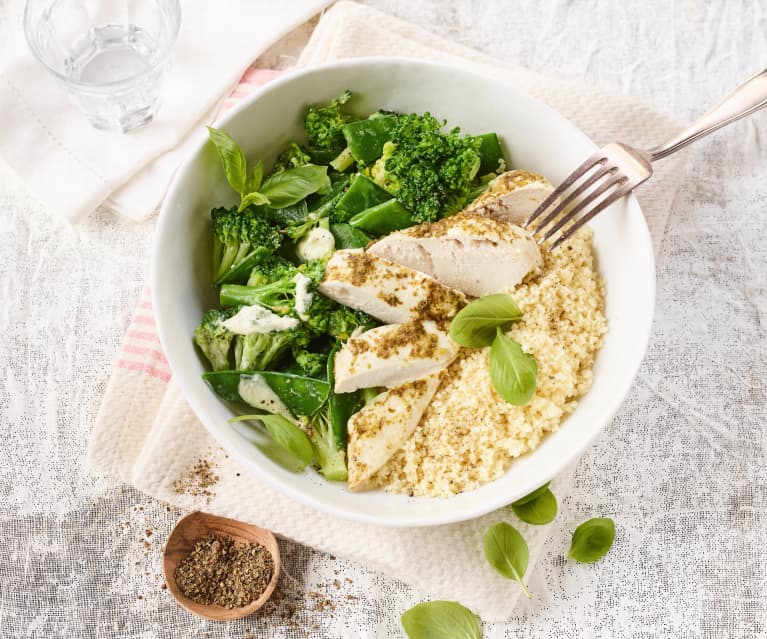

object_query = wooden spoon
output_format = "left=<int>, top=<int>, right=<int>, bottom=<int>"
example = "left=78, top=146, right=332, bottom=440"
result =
left=162, top=511, right=281, bottom=621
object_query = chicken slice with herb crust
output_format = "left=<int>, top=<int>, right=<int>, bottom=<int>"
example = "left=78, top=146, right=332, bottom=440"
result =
left=346, top=371, right=443, bottom=491
left=318, top=249, right=466, bottom=324
left=368, top=212, right=542, bottom=296
left=465, top=169, right=554, bottom=225
left=333, top=320, right=460, bottom=393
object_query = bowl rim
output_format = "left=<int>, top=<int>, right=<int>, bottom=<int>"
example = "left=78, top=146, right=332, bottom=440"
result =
left=152, top=56, right=656, bottom=527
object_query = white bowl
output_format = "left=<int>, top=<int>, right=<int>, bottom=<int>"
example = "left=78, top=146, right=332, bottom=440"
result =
left=153, top=58, right=655, bottom=527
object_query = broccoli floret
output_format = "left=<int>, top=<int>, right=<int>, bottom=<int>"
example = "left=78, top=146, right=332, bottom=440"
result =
left=273, top=142, right=311, bottom=172
left=291, top=346, right=328, bottom=378
left=304, top=91, right=353, bottom=155
left=327, top=306, right=377, bottom=341
left=310, top=411, right=347, bottom=481
left=211, top=207, right=282, bottom=282
left=369, top=141, right=400, bottom=193
left=371, top=113, right=481, bottom=222
left=247, top=255, right=298, bottom=287
left=217, top=257, right=301, bottom=313
left=299, top=293, right=335, bottom=336
left=194, top=309, right=236, bottom=371
left=223, top=259, right=326, bottom=316
left=301, top=259, right=327, bottom=285
left=234, top=326, right=309, bottom=372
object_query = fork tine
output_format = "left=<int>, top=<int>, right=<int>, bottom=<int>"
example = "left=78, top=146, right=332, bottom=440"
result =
left=530, top=163, right=616, bottom=236
left=538, top=175, right=628, bottom=245
left=548, top=183, right=633, bottom=251
left=524, top=151, right=607, bottom=227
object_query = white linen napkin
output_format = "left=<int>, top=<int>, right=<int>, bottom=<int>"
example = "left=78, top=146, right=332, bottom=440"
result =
left=0, top=0, right=331, bottom=223
left=88, top=1, right=688, bottom=623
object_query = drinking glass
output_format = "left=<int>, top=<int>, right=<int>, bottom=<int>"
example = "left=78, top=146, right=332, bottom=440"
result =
left=24, top=0, right=181, bottom=133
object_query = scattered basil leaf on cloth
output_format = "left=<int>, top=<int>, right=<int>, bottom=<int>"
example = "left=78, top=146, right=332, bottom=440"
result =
left=568, top=517, right=615, bottom=563
left=483, top=522, right=531, bottom=598
left=512, top=487, right=557, bottom=525
left=449, top=293, right=523, bottom=347
left=260, top=164, right=331, bottom=208
left=207, top=126, right=248, bottom=196
left=489, top=328, right=537, bottom=405
left=229, top=414, right=313, bottom=469
left=401, top=601, right=482, bottom=639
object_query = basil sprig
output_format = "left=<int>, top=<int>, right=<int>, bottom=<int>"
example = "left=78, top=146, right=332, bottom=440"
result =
left=401, top=601, right=482, bottom=639
left=483, top=522, right=531, bottom=598
left=207, top=126, right=329, bottom=211
left=568, top=517, right=615, bottom=563
left=229, top=413, right=313, bottom=469
left=449, top=294, right=522, bottom=347
left=449, top=294, right=537, bottom=406
left=489, top=328, right=537, bottom=405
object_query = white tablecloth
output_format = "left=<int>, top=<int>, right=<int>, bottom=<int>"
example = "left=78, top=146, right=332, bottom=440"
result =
left=2, top=1, right=766, bottom=637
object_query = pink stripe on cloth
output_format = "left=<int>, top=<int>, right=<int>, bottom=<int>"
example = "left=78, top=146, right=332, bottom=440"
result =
left=122, top=344, right=169, bottom=366
left=133, top=315, right=156, bottom=327
left=115, top=359, right=172, bottom=383
left=220, top=68, right=284, bottom=114
left=239, top=67, right=283, bottom=85
left=126, top=329, right=162, bottom=344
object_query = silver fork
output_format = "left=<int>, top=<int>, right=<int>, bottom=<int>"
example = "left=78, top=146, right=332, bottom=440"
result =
left=525, top=67, right=767, bottom=251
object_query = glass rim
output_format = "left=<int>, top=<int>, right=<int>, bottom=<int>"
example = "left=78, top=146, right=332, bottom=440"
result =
left=23, top=0, right=182, bottom=90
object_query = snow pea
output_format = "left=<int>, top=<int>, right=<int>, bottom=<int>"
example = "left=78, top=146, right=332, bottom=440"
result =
left=333, top=174, right=391, bottom=222
left=259, top=200, right=309, bottom=227
left=203, top=371, right=329, bottom=417
left=307, top=175, right=351, bottom=215
left=348, top=199, right=415, bottom=236
left=342, top=114, right=398, bottom=165
left=326, top=342, right=364, bottom=450
left=475, top=132, right=506, bottom=175
left=330, top=223, right=372, bottom=249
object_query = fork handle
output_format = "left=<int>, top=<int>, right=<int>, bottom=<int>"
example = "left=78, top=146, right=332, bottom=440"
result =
left=649, top=68, right=767, bottom=161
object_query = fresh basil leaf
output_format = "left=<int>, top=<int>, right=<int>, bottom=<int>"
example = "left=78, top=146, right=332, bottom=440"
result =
left=512, top=488, right=557, bottom=525
left=449, top=294, right=523, bottom=348
left=229, top=413, right=313, bottom=469
left=489, top=328, right=537, bottom=405
left=568, top=517, right=615, bottom=563
left=238, top=190, right=270, bottom=211
left=207, top=126, right=248, bottom=196
left=401, top=601, right=482, bottom=639
left=230, top=419, right=307, bottom=473
left=248, top=160, right=264, bottom=193
left=512, top=482, right=550, bottom=506
left=483, top=522, right=531, bottom=598
left=260, top=165, right=331, bottom=208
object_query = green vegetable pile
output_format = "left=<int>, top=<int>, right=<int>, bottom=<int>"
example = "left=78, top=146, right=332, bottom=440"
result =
left=194, top=91, right=508, bottom=481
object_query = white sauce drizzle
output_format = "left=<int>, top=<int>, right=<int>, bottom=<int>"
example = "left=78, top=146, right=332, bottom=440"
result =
left=293, top=273, right=313, bottom=321
left=238, top=375, right=295, bottom=422
left=222, top=304, right=299, bottom=335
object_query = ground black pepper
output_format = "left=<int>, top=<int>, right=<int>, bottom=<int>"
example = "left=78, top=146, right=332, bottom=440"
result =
left=174, top=533, right=274, bottom=608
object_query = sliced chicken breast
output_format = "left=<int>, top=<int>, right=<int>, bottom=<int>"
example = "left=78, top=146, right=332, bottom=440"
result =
left=368, top=212, right=543, bottom=296
left=333, top=320, right=460, bottom=393
left=347, top=372, right=442, bottom=491
left=465, top=170, right=554, bottom=225
left=318, top=249, right=466, bottom=324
